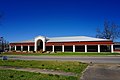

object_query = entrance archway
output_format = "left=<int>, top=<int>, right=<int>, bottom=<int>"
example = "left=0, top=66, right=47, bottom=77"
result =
left=37, top=40, right=43, bottom=51
left=34, top=36, right=45, bottom=52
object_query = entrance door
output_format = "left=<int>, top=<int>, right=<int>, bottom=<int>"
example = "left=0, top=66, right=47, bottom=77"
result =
left=37, top=40, right=43, bottom=51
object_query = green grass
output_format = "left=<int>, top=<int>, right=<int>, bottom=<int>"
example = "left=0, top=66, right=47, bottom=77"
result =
left=0, top=60, right=88, bottom=80
left=0, top=69, right=77, bottom=80
left=0, top=60, right=88, bottom=74
left=2, top=52, right=120, bottom=56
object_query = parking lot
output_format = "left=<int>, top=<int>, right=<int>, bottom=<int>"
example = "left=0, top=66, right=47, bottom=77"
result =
left=81, top=64, right=120, bottom=80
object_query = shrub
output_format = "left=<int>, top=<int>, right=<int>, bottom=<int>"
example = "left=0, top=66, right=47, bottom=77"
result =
left=48, top=74, right=53, bottom=76
left=42, top=64, right=44, bottom=66
left=55, top=74, right=60, bottom=78
left=20, top=75, right=24, bottom=77
left=38, top=72, right=41, bottom=74
left=9, top=75, right=14, bottom=78
left=68, top=68, right=70, bottom=71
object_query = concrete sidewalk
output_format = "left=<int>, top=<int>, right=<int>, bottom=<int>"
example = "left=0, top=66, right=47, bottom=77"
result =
left=81, top=64, right=120, bottom=80
left=0, top=66, right=76, bottom=76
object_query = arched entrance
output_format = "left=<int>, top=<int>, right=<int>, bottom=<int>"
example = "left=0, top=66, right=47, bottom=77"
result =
left=37, top=40, right=43, bottom=51
left=34, top=36, right=45, bottom=52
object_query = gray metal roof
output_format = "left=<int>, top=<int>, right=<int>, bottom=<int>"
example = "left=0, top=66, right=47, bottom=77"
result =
left=47, top=36, right=110, bottom=42
left=11, top=40, right=34, bottom=43
left=114, top=42, right=120, bottom=45
left=11, top=36, right=111, bottom=43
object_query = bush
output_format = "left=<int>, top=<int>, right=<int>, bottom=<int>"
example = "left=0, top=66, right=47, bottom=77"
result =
left=38, top=72, right=41, bottom=74
left=68, top=68, right=70, bottom=71
left=42, top=64, right=44, bottom=66
left=9, top=75, right=14, bottom=78
left=20, top=75, right=24, bottom=77
left=48, top=74, right=53, bottom=76
left=55, top=74, right=60, bottom=78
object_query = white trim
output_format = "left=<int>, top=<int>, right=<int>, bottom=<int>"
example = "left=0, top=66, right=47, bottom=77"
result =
left=111, top=44, right=114, bottom=53
left=98, top=45, right=100, bottom=53
left=34, top=41, right=36, bottom=51
left=73, top=45, right=75, bottom=52
left=21, top=45, right=23, bottom=51
left=52, top=45, right=54, bottom=52
left=43, top=41, right=45, bottom=51
left=28, top=45, right=30, bottom=52
left=9, top=46, right=11, bottom=51
left=34, top=36, right=46, bottom=51
left=85, top=45, right=87, bottom=52
left=62, top=45, right=64, bottom=52
left=15, top=45, right=16, bottom=51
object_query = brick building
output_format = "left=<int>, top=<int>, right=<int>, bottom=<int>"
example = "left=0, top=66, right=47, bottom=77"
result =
left=9, top=36, right=114, bottom=53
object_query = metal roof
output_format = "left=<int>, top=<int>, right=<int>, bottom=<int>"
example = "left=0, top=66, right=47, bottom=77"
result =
left=11, top=36, right=111, bottom=43
left=114, top=42, right=120, bottom=45
left=47, top=36, right=110, bottom=42
left=10, top=40, right=34, bottom=43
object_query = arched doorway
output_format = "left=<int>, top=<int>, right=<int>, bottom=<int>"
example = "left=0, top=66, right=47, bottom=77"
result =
left=34, top=36, right=45, bottom=52
left=37, top=40, right=43, bottom=51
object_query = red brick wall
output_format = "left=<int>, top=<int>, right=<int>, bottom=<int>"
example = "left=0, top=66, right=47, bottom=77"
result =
left=10, top=42, right=34, bottom=46
left=45, top=41, right=113, bottom=46
left=10, top=41, right=113, bottom=46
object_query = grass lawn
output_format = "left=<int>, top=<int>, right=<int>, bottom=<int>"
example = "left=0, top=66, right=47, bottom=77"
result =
left=0, top=60, right=88, bottom=74
left=1, top=52, right=120, bottom=56
left=0, top=60, right=88, bottom=80
left=0, top=69, right=77, bottom=80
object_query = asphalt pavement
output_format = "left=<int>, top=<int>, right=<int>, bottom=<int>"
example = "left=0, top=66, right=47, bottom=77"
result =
left=1, top=55, right=120, bottom=80
left=1, top=55, right=120, bottom=63
left=81, top=64, right=120, bottom=80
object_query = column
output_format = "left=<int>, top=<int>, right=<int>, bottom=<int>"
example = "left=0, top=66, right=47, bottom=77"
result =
left=52, top=45, right=54, bottom=52
left=73, top=45, right=75, bottom=52
left=43, top=41, right=45, bottom=51
left=34, top=41, right=37, bottom=51
left=21, top=45, right=23, bottom=51
left=9, top=45, right=11, bottom=51
left=28, top=45, right=30, bottom=52
left=98, top=45, right=100, bottom=53
left=62, top=45, right=64, bottom=52
left=15, top=45, right=16, bottom=51
left=111, top=44, right=114, bottom=53
left=85, top=45, right=87, bottom=52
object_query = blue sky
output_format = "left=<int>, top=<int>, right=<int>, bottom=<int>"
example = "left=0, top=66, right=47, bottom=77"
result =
left=0, top=0, right=120, bottom=42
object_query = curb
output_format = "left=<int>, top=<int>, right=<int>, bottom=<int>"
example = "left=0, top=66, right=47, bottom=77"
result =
left=80, top=64, right=91, bottom=80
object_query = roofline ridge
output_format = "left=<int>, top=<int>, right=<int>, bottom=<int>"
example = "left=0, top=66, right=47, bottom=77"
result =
left=48, top=35, right=89, bottom=39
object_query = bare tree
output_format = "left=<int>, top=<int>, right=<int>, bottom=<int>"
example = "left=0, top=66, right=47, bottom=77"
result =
left=96, top=20, right=120, bottom=41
